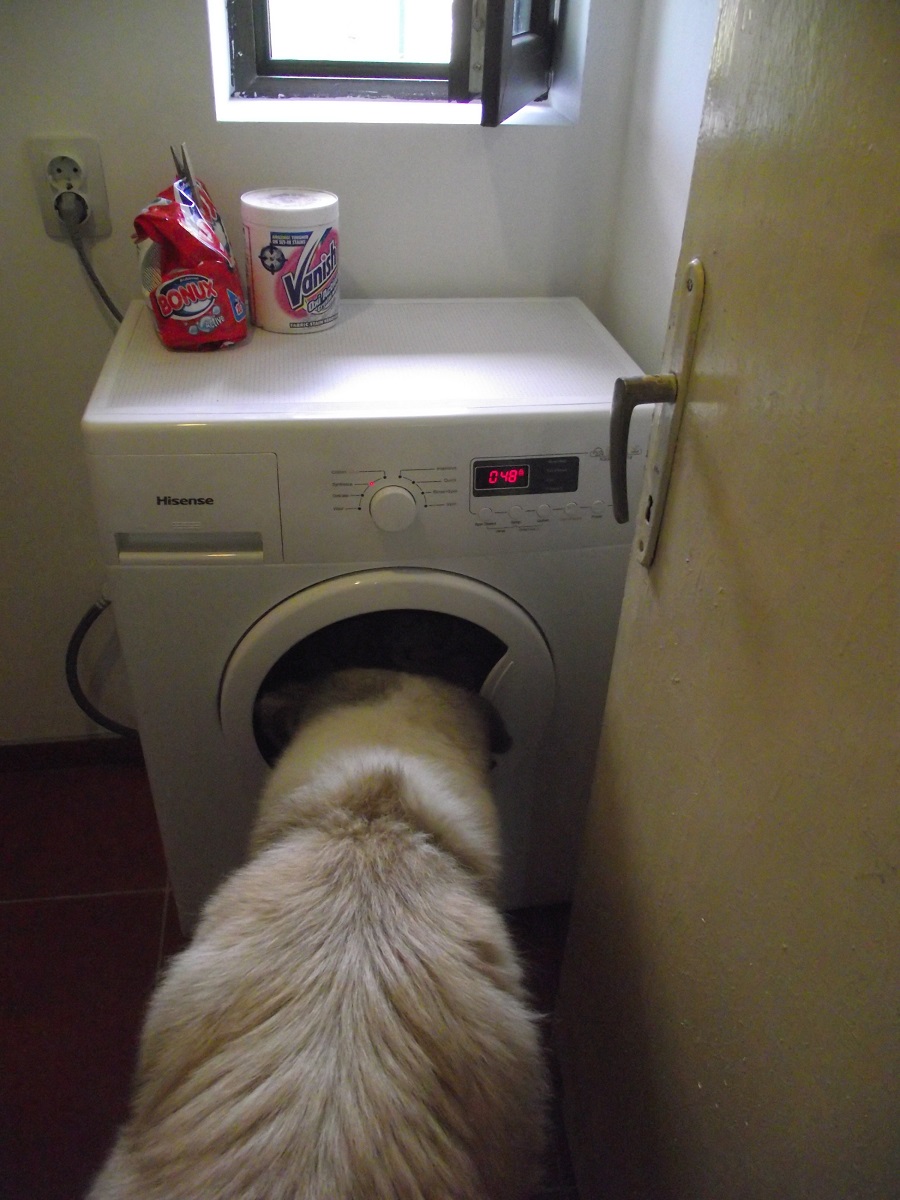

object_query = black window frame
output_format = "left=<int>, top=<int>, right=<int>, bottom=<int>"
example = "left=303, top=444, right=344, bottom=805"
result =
left=227, top=0, right=556, bottom=126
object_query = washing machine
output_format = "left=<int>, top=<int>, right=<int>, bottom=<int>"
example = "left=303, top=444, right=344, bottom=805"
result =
left=82, top=297, right=649, bottom=931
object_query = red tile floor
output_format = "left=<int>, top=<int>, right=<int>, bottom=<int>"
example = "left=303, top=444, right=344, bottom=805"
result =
left=0, top=740, right=579, bottom=1200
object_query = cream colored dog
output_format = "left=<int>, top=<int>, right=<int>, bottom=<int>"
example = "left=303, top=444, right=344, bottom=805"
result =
left=88, top=670, right=547, bottom=1200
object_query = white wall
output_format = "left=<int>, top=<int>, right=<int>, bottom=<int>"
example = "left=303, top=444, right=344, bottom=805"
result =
left=598, top=0, right=719, bottom=369
left=0, top=0, right=716, bottom=743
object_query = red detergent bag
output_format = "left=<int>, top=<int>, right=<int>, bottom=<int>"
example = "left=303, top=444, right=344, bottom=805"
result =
left=133, top=173, right=248, bottom=350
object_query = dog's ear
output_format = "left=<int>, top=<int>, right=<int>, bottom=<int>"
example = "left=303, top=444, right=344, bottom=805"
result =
left=475, top=694, right=512, bottom=756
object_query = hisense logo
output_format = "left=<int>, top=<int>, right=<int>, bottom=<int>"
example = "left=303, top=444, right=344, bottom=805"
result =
left=156, top=496, right=214, bottom=505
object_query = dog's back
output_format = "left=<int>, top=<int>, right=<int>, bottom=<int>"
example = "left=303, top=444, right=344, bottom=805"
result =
left=88, top=672, right=547, bottom=1200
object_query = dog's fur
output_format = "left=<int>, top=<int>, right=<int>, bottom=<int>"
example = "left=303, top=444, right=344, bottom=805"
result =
left=88, top=670, right=547, bottom=1200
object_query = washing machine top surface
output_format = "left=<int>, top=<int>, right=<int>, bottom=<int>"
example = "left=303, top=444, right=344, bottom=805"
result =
left=84, top=298, right=642, bottom=425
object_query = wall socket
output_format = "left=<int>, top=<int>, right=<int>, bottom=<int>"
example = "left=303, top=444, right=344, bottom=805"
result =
left=28, top=136, right=112, bottom=239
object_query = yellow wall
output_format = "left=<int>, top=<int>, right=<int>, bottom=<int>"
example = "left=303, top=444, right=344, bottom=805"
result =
left=558, top=1, right=899, bottom=1195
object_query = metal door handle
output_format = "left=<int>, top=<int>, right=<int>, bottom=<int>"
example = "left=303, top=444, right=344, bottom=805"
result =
left=609, top=258, right=706, bottom=566
left=610, top=374, right=677, bottom=523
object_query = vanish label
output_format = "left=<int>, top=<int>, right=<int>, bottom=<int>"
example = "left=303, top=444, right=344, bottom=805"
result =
left=249, top=224, right=339, bottom=332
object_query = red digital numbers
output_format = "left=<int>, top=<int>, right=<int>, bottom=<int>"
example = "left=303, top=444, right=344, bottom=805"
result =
left=474, top=462, right=529, bottom=493
left=488, top=467, right=525, bottom=486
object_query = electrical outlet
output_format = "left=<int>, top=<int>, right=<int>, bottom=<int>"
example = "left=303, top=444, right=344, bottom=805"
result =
left=27, top=136, right=112, bottom=239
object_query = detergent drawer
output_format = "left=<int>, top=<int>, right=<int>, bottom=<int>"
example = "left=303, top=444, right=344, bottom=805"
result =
left=85, top=452, right=283, bottom=564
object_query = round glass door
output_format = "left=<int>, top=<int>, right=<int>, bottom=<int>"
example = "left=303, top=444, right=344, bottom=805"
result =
left=219, top=568, right=555, bottom=778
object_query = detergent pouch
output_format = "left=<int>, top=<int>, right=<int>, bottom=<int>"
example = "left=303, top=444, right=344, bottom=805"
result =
left=133, top=149, right=247, bottom=350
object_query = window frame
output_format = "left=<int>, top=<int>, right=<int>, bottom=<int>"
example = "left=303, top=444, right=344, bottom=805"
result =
left=226, top=0, right=556, bottom=125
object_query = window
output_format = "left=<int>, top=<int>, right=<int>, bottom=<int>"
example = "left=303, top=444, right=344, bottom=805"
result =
left=227, top=0, right=556, bottom=126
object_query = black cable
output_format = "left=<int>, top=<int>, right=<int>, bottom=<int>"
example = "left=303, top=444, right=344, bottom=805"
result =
left=56, top=190, right=123, bottom=323
left=56, top=193, right=130, bottom=735
left=65, top=599, right=138, bottom=738
left=71, top=235, right=124, bottom=323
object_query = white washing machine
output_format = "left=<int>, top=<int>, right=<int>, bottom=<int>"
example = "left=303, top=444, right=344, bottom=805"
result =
left=82, top=298, right=649, bottom=930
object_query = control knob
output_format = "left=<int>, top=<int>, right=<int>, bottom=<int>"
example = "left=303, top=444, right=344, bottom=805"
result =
left=369, top=484, right=418, bottom=532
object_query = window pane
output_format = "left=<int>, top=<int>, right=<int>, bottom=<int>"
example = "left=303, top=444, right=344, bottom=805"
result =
left=513, top=0, right=532, bottom=36
left=267, top=0, right=452, bottom=65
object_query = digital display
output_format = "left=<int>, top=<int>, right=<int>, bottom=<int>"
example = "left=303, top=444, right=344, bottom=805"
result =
left=472, top=455, right=580, bottom=498
left=473, top=463, right=531, bottom=492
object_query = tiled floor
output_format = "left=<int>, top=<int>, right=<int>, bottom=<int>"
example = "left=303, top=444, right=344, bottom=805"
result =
left=0, top=740, right=578, bottom=1200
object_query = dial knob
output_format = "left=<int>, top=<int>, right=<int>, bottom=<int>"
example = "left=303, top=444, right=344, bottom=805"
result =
left=369, top=485, right=417, bottom=532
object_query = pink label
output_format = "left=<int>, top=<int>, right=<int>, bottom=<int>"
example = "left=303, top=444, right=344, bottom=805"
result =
left=250, top=225, right=339, bottom=330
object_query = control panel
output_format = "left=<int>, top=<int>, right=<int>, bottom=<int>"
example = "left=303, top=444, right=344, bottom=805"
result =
left=87, top=411, right=651, bottom=566
left=87, top=428, right=649, bottom=566
left=469, top=452, right=624, bottom=531
left=322, top=436, right=647, bottom=550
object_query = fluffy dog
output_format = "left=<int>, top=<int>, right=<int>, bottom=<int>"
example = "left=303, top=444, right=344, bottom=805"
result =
left=88, top=670, right=548, bottom=1200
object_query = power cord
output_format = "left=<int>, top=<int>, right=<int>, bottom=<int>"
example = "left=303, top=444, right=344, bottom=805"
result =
left=55, top=190, right=123, bottom=323
left=56, top=196, right=132, bottom=734
left=65, top=597, right=138, bottom=738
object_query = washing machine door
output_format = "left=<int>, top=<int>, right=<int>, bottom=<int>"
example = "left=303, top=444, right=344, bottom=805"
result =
left=218, top=568, right=555, bottom=795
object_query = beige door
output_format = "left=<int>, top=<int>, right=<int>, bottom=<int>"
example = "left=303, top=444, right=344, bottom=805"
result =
left=557, top=3, right=899, bottom=1198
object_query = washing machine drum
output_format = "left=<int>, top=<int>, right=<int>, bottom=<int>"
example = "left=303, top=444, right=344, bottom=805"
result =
left=219, top=568, right=555, bottom=772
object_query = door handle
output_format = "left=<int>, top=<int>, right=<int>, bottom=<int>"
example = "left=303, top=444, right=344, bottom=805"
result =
left=609, top=258, right=705, bottom=566
left=610, top=374, right=677, bottom=523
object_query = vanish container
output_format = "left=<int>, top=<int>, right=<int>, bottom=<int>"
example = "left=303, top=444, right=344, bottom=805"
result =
left=241, top=188, right=339, bottom=333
